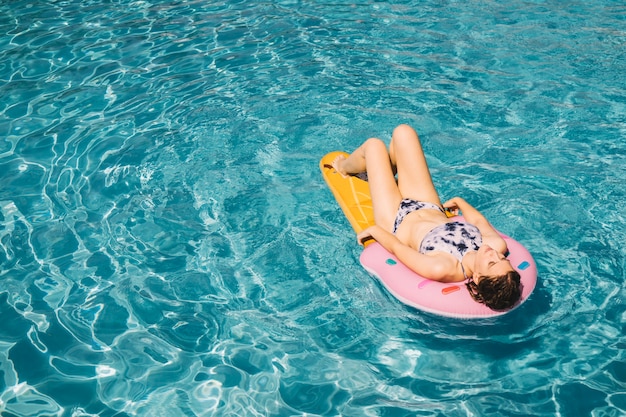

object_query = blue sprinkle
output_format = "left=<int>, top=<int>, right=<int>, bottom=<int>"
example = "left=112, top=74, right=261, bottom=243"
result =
left=518, top=261, right=530, bottom=270
left=386, top=259, right=397, bottom=265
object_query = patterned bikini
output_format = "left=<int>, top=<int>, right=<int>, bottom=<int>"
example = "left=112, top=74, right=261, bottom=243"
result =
left=392, top=198, right=483, bottom=278
left=392, top=198, right=444, bottom=233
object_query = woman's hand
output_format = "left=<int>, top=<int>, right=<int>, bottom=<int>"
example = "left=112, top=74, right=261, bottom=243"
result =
left=357, top=226, right=377, bottom=246
left=442, top=197, right=463, bottom=216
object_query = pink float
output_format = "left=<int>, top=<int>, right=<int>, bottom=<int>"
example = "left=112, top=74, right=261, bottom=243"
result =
left=359, top=216, right=537, bottom=318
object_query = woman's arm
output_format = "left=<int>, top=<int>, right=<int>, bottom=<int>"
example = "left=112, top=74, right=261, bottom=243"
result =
left=357, top=225, right=461, bottom=282
left=442, top=197, right=486, bottom=224
left=442, top=197, right=508, bottom=254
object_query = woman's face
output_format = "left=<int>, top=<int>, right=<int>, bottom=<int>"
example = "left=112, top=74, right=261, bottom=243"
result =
left=473, top=244, right=514, bottom=280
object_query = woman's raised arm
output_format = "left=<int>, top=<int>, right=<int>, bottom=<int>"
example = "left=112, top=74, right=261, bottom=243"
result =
left=443, top=197, right=508, bottom=254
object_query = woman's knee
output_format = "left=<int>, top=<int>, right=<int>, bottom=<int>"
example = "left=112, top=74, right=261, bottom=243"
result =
left=390, top=124, right=419, bottom=162
left=392, top=124, right=418, bottom=144
left=363, top=137, right=388, bottom=156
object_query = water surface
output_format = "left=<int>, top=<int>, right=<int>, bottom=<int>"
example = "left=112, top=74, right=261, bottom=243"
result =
left=1, top=1, right=625, bottom=416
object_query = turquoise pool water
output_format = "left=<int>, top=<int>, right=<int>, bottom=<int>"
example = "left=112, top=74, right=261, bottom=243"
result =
left=1, top=0, right=625, bottom=415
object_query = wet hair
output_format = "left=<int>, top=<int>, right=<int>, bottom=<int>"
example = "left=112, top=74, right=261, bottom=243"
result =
left=466, top=270, right=522, bottom=311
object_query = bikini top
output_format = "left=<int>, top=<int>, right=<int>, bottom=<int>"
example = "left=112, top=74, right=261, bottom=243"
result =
left=419, top=221, right=483, bottom=262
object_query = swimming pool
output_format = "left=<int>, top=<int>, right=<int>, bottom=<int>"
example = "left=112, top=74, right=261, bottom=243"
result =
left=1, top=0, right=625, bottom=415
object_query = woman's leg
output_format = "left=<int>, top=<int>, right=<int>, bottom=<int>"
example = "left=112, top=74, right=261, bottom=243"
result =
left=389, top=124, right=441, bottom=206
left=334, top=138, right=402, bottom=231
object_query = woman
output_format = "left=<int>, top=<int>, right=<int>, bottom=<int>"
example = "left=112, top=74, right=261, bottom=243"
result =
left=333, top=124, right=521, bottom=310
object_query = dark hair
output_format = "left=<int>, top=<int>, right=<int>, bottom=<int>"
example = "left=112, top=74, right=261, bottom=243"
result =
left=466, top=270, right=522, bottom=311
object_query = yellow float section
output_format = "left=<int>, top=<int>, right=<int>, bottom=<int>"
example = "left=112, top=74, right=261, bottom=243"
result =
left=320, top=151, right=374, bottom=239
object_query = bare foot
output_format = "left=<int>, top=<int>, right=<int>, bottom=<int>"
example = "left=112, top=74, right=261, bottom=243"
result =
left=332, top=155, right=348, bottom=177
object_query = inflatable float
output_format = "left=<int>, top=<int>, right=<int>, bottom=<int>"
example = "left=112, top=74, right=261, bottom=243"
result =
left=320, top=151, right=537, bottom=319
